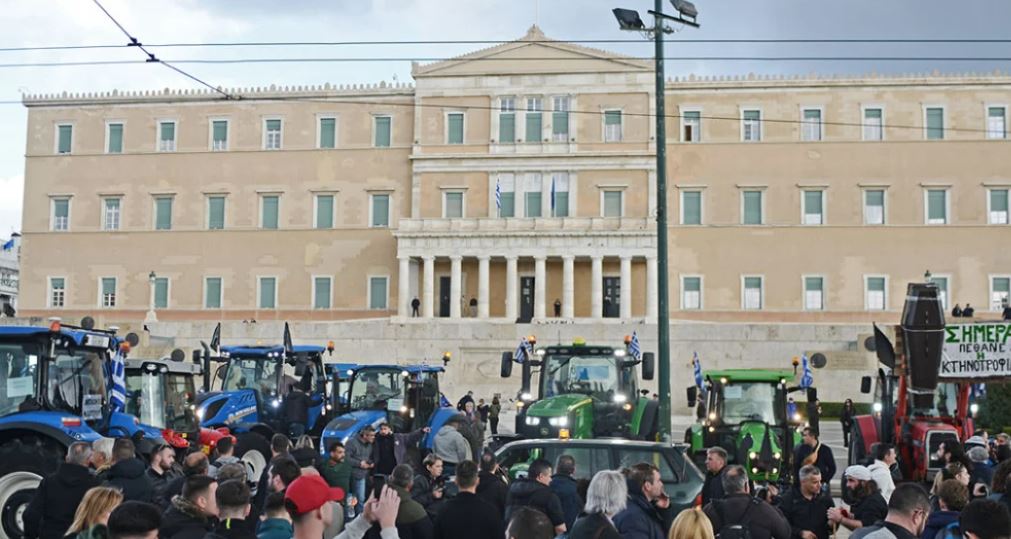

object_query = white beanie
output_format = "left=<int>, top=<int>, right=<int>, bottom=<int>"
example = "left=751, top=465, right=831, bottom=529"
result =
left=845, top=465, right=872, bottom=481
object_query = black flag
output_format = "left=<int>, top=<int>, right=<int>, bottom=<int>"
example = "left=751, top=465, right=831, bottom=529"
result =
left=210, top=322, right=221, bottom=353
left=873, top=323, right=896, bottom=369
left=283, top=322, right=294, bottom=355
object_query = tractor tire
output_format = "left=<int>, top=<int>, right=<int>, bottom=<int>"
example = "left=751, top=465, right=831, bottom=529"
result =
left=0, top=438, right=62, bottom=539
left=234, top=431, right=271, bottom=484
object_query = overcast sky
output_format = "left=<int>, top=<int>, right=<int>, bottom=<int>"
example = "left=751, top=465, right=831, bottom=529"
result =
left=2, top=0, right=1011, bottom=236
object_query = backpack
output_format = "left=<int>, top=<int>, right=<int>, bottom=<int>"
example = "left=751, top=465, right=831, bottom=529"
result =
left=714, top=499, right=758, bottom=539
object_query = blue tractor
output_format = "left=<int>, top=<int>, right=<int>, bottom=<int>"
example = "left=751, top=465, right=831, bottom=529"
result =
left=326, top=363, right=360, bottom=411
left=194, top=323, right=336, bottom=471
left=320, top=364, right=458, bottom=456
left=0, top=321, right=165, bottom=539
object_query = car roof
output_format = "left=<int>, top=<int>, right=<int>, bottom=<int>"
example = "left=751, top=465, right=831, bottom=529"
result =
left=705, top=369, right=795, bottom=382
left=496, top=438, right=684, bottom=453
left=220, top=344, right=325, bottom=357
left=353, top=364, right=445, bottom=374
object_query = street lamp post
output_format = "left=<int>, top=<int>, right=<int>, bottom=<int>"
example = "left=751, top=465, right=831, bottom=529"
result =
left=145, top=270, right=158, bottom=323
left=613, top=0, right=698, bottom=440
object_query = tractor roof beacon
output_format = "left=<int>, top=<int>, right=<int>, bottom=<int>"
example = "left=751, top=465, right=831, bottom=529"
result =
left=499, top=336, right=657, bottom=442
left=0, top=321, right=126, bottom=539
left=685, top=367, right=820, bottom=485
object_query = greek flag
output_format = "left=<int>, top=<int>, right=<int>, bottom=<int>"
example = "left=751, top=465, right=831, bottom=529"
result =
left=800, top=354, right=814, bottom=389
left=550, top=176, right=556, bottom=216
left=109, top=346, right=127, bottom=412
left=495, top=179, right=502, bottom=211
left=628, top=331, right=642, bottom=361
left=692, top=351, right=704, bottom=390
left=514, top=337, right=531, bottom=363
left=973, top=383, right=987, bottom=398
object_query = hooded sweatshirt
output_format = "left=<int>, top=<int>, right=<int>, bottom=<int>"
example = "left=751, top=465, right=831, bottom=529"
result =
left=503, top=479, right=565, bottom=528
left=103, top=458, right=154, bottom=503
left=162, top=495, right=216, bottom=539
left=432, top=426, right=471, bottom=464
left=23, top=462, right=101, bottom=539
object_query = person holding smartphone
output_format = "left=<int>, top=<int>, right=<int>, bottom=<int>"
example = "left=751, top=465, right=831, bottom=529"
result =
left=347, top=427, right=377, bottom=517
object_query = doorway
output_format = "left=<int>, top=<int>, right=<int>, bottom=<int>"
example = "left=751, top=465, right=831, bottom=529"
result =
left=603, top=277, right=621, bottom=318
left=438, top=276, right=451, bottom=317
left=519, top=276, right=535, bottom=323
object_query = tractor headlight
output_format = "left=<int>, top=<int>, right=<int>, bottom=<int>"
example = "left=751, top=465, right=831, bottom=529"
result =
left=708, top=412, right=717, bottom=421
left=793, top=413, right=802, bottom=422
left=613, top=394, right=627, bottom=403
left=749, top=451, right=757, bottom=460
left=521, top=392, right=533, bottom=401
left=971, top=403, right=979, bottom=414
left=548, top=417, right=568, bottom=427
left=751, top=467, right=759, bottom=474
left=525, top=417, right=539, bottom=426
left=873, top=402, right=883, bottom=413
left=773, top=452, right=781, bottom=460
left=772, top=467, right=779, bottom=475
left=272, top=398, right=281, bottom=408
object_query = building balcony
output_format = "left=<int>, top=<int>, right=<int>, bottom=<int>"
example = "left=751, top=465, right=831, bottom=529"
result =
left=396, top=216, right=655, bottom=235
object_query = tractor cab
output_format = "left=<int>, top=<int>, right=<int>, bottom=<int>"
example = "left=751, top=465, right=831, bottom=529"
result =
left=326, top=363, right=359, bottom=411
left=124, top=357, right=201, bottom=449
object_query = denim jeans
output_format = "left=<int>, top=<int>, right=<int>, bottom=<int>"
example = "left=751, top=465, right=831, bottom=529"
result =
left=352, top=477, right=367, bottom=517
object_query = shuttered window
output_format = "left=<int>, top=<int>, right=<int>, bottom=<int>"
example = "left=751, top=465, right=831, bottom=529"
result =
left=866, top=277, right=886, bottom=311
left=926, top=189, right=947, bottom=224
left=447, top=113, right=464, bottom=144
left=159, top=122, right=176, bottom=151
left=212, top=120, right=228, bottom=151
left=258, top=277, right=276, bottom=309
left=742, top=191, right=763, bottom=225
left=261, top=195, right=279, bottom=229
left=803, top=190, right=824, bottom=225
left=525, top=98, right=542, bottom=143
left=864, top=190, right=885, bottom=225
left=603, top=191, right=623, bottom=218
left=319, top=118, right=336, bottom=149
left=804, top=277, right=824, bottom=310
left=369, top=277, right=388, bottom=310
left=316, top=195, right=334, bottom=229
left=208, top=196, right=225, bottom=230
left=604, top=110, right=622, bottom=142
left=314, top=277, right=331, bottom=309
left=743, top=277, right=763, bottom=310
left=990, top=189, right=1009, bottom=224
left=682, top=277, right=701, bottom=310
left=681, top=191, right=701, bottom=225
left=926, top=108, right=944, bottom=140
left=205, top=278, right=222, bottom=309
left=374, top=116, right=391, bottom=147
left=57, top=124, right=73, bottom=153
left=155, top=197, right=173, bottom=230
left=107, top=123, right=123, bottom=153
left=154, top=277, right=169, bottom=309
left=499, top=97, right=516, bottom=144
left=371, top=194, right=390, bottom=227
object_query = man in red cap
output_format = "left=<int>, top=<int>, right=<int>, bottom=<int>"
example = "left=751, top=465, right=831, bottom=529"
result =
left=285, top=475, right=400, bottom=539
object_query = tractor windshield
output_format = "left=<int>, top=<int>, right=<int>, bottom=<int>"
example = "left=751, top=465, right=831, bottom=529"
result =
left=717, top=383, right=781, bottom=425
left=0, top=342, right=41, bottom=416
left=47, top=348, right=108, bottom=420
left=932, top=382, right=961, bottom=418
left=542, top=354, right=621, bottom=399
left=349, top=368, right=405, bottom=411
left=222, top=357, right=279, bottom=397
left=126, top=371, right=198, bottom=433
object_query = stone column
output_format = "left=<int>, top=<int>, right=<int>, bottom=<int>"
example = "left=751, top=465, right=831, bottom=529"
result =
left=620, top=256, right=632, bottom=319
left=398, top=256, right=411, bottom=317
left=505, top=256, right=518, bottom=321
left=422, top=256, right=435, bottom=318
left=591, top=256, right=603, bottom=319
left=534, top=256, right=547, bottom=319
left=646, top=255, right=658, bottom=321
left=562, top=255, right=575, bottom=319
left=478, top=256, right=490, bottom=318
left=450, top=255, right=462, bottom=319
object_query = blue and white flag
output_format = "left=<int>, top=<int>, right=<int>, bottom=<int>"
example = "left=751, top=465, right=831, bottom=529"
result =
left=800, top=354, right=814, bottom=389
left=692, top=351, right=704, bottom=390
left=495, top=179, right=502, bottom=211
left=550, top=176, right=556, bottom=216
left=973, top=383, right=987, bottom=398
left=109, top=346, right=127, bottom=412
left=514, top=337, right=530, bottom=363
left=628, top=331, right=642, bottom=361
left=1, top=238, right=13, bottom=251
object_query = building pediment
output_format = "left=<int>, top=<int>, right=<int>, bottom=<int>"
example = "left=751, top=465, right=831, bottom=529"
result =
left=411, top=25, right=651, bottom=78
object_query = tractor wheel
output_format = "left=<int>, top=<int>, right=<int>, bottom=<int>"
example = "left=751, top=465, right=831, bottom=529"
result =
left=0, top=438, right=62, bottom=539
left=234, top=431, right=271, bottom=483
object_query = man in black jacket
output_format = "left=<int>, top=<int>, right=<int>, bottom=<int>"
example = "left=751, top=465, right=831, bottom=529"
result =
left=203, top=480, right=255, bottom=539
left=475, top=452, right=508, bottom=519
left=793, top=427, right=836, bottom=489
left=434, top=460, right=502, bottom=539
left=504, top=459, right=566, bottom=536
left=778, top=465, right=834, bottom=539
left=282, top=384, right=311, bottom=438
left=148, top=444, right=182, bottom=508
left=703, top=465, right=791, bottom=539
left=23, top=442, right=101, bottom=539
left=108, top=501, right=162, bottom=539
left=549, top=455, right=581, bottom=531
left=161, top=476, right=219, bottom=539
left=702, top=447, right=729, bottom=506
left=104, top=438, right=155, bottom=503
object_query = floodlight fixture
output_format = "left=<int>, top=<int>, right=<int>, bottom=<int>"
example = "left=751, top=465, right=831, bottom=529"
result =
left=670, top=0, right=698, bottom=19
left=612, top=8, right=645, bottom=31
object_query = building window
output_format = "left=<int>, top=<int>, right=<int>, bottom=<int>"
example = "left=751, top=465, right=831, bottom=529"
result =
left=524, top=173, right=542, bottom=218
left=551, top=173, right=569, bottom=217
left=925, top=107, right=945, bottom=140
left=368, top=276, right=389, bottom=310
left=992, top=276, right=1011, bottom=311
left=204, top=277, right=222, bottom=309
left=682, top=110, right=701, bottom=142
left=863, top=108, right=884, bottom=141
left=988, top=106, right=1008, bottom=139
left=103, top=197, right=121, bottom=231
left=743, top=276, right=763, bottom=310
left=742, top=110, right=761, bottom=141
left=989, top=188, right=1009, bottom=224
left=49, top=277, right=65, bottom=308
left=497, top=174, right=515, bottom=217
left=154, top=196, right=173, bottom=230
left=552, top=96, right=570, bottom=142
left=374, top=116, right=392, bottom=147
left=444, top=191, right=464, bottom=218
left=207, top=196, right=225, bottom=230
left=261, top=195, right=279, bottom=229
left=212, top=120, right=228, bottom=151
left=802, top=190, right=824, bottom=225
left=100, top=277, right=117, bottom=308
left=602, top=191, right=623, bottom=218
left=264, top=119, right=282, bottom=150
left=313, top=276, right=332, bottom=309
left=315, top=194, right=335, bottom=229
left=864, top=189, right=885, bottom=225
left=107, top=123, right=124, bottom=154
left=804, top=276, right=824, bottom=310
left=51, top=198, right=70, bottom=231
left=925, top=189, right=948, bottom=225
left=318, top=117, right=337, bottom=149
left=158, top=121, right=176, bottom=152
left=742, top=190, right=763, bottom=225
left=525, top=98, right=543, bottom=143
left=681, top=276, right=702, bottom=310
left=56, top=124, right=73, bottom=154
left=499, top=97, right=516, bottom=143
left=604, top=110, right=622, bottom=142
left=370, top=193, right=390, bottom=227
left=681, top=191, right=702, bottom=225
left=865, top=276, right=887, bottom=311
left=153, top=277, right=169, bottom=309
left=258, top=277, right=277, bottom=309
left=447, top=112, right=464, bottom=145
left=801, top=108, right=823, bottom=141
left=929, top=275, right=949, bottom=310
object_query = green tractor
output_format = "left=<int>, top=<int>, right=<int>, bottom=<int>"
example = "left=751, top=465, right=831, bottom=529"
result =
left=684, top=369, right=819, bottom=484
left=500, top=336, right=658, bottom=441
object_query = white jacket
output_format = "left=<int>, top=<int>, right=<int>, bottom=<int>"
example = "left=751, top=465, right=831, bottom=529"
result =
left=868, top=460, right=895, bottom=502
